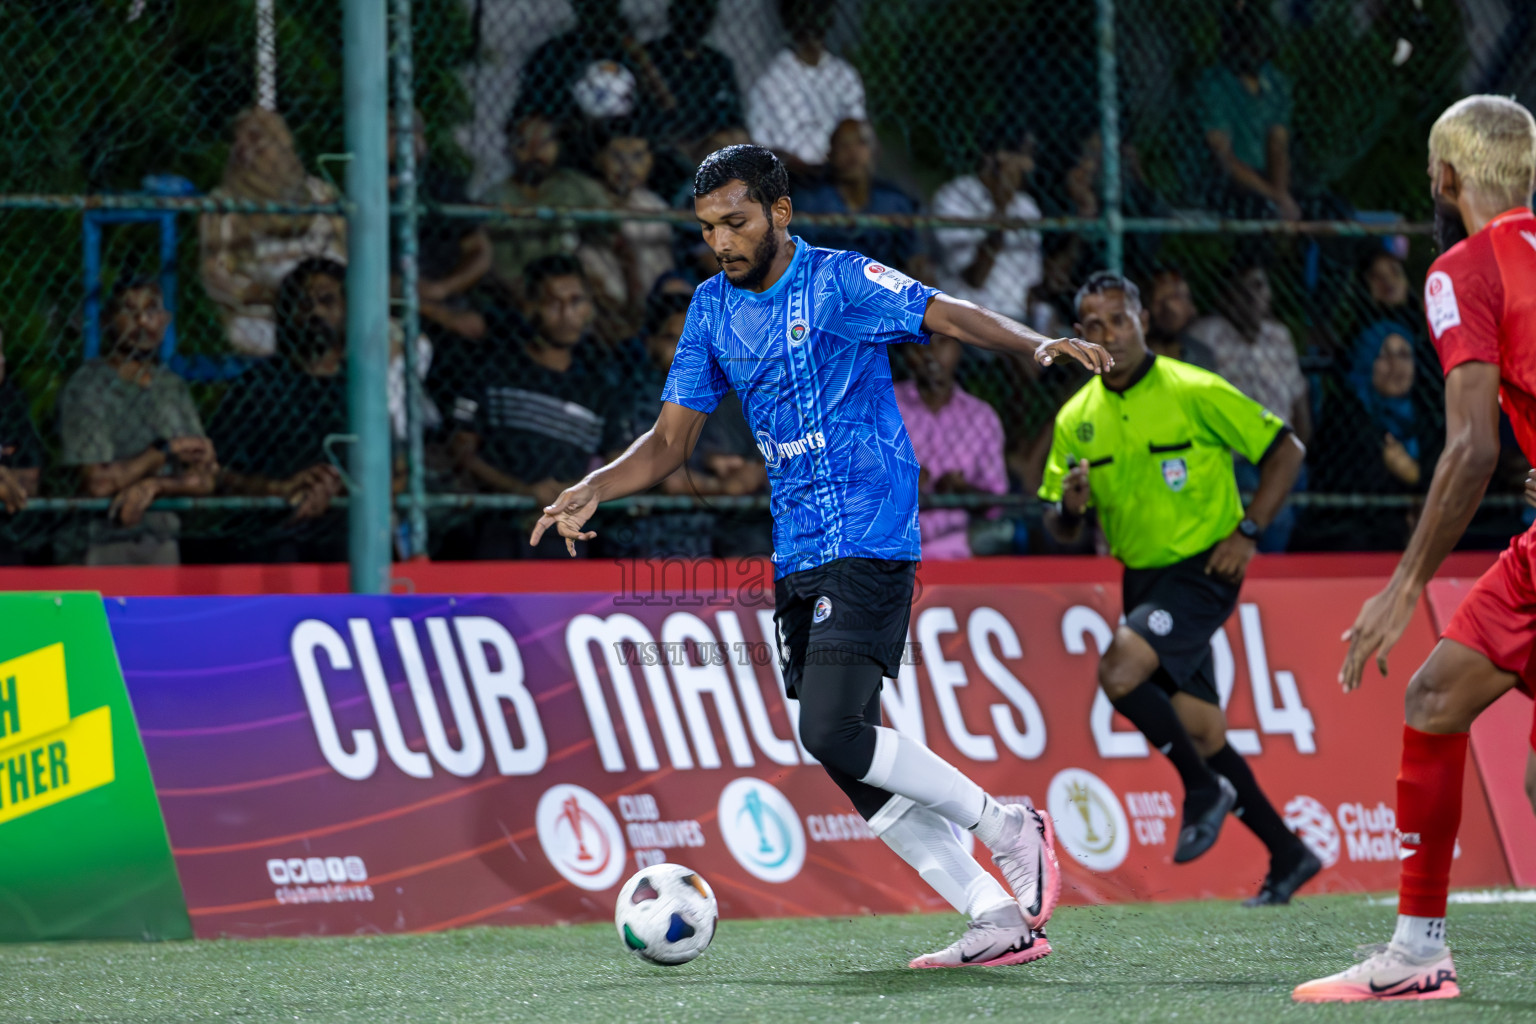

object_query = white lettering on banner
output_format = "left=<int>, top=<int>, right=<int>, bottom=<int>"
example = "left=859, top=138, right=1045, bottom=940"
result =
left=1062, top=607, right=1148, bottom=759
left=1210, top=628, right=1261, bottom=755
left=1126, top=790, right=1177, bottom=846
left=712, top=611, right=800, bottom=767
left=806, top=813, right=877, bottom=841
left=917, top=607, right=997, bottom=761
left=661, top=613, right=756, bottom=769
left=567, top=613, right=693, bottom=772
left=968, top=607, right=1048, bottom=759
left=1339, top=801, right=1400, bottom=862
left=292, top=620, right=379, bottom=780
left=754, top=609, right=818, bottom=764
left=289, top=617, right=548, bottom=782
left=1238, top=605, right=1316, bottom=753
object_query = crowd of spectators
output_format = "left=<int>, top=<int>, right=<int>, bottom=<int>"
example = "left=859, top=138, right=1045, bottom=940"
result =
left=0, top=0, right=1525, bottom=567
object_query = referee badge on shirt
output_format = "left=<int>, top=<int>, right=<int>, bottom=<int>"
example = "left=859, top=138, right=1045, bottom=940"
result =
left=1161, top=457, right=1188, bottom=492
left=813, top=596, right=833, bottom=623
left=788, top=319, right=810, bottom=345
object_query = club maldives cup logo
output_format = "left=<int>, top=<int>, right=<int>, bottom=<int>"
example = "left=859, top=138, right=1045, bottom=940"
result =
left=536, top=784, right=627, bottom=891
left=717, top=778, right=806, bottom=883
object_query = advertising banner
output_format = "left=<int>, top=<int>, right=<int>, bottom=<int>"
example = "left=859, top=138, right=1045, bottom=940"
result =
left=0, top=593, right=190, bottom=941
left=106, top=578, right=1511, bottom=939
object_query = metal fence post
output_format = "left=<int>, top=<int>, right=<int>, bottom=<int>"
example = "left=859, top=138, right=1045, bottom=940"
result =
left=1096, top=0, right=1123, bottom=275
left=392, top=0, right=427, bottom=558
left=344, top=0, right=391, bottom=594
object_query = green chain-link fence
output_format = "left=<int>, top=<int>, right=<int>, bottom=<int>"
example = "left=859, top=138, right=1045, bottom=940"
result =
left=2, top=0, right=1533, bottom=570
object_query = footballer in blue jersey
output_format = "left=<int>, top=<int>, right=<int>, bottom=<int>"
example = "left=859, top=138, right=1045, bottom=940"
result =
left=533, top=144, right=1110, bottom=969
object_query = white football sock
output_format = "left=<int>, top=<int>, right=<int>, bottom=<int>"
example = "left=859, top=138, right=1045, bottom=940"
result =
left=860, top=726, right=991, bottom=834
left=1392, top=914, right=1447, bottom=958
left=868, top=796, right=1014, bottom=919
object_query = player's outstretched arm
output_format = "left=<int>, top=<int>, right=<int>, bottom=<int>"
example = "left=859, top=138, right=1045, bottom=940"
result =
left=921, top=293, right=1111, bottom=374
left=530, top=401, right=708, bottom=556
left=1339, top=362, right=1501, bottom=690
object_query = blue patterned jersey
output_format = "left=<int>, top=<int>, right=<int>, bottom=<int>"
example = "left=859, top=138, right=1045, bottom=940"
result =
left=660, top=238, right=939, bottom=576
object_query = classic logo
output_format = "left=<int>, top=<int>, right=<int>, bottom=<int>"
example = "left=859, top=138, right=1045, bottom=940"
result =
left=1283, top=794, right=1340, bottom=868
left=1047, top=768, right=1130, bottom=872
left=788, top=319, right=810, bottom=344
left=812, top=596, right=833, bottom=624
left=0, top=643, right=115, bottom=827
left=1161, top=457, right=1188, bottom=491
left=717, top=777, right=805, bottom=883
left=1075, top=422, right=1094, bottom=443
left=536, top=783, right=626, bottom=891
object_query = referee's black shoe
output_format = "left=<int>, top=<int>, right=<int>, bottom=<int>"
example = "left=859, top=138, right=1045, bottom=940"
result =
left=1172, top=775, right=1237, bottom=863
left=1242, top=846, right=1323, bottom=907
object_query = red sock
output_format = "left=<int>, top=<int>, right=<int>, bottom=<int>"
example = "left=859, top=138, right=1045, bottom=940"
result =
left=1396, top=724, right=1469, bottom=918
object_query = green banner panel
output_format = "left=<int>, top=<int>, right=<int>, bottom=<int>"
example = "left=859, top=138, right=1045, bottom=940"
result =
left=0, top=593, right=190, bottom=940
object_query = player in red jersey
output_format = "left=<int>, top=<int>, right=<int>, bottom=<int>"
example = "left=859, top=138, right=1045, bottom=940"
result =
left=1294, top=95, right=1536, bottom=1003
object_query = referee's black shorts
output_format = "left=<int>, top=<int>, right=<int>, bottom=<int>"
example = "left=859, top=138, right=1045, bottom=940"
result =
left=774, top=557, right=917, bottom=699
left=1122, top=546, right=1241, bottom=706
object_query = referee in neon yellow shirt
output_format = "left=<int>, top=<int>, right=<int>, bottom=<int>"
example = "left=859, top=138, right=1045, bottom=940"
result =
left=1041, top=271, right=1319, bottom=905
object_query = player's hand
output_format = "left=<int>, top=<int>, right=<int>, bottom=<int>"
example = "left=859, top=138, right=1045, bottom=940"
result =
left=1061, top=460, right=1090, bottom=516
left=1205, top=531, right=1257, bottom=584
left=0, top=466, right=27, bottom=515
left=530, top=481, right=600, bottom=556
left=109, top=478, right=160, bottom=527
left=1524, top=469, right=1536, bottom=508
left=1036, top=337, right=1113, bottom=375
left=1339, top=583, right=1420, bottom=692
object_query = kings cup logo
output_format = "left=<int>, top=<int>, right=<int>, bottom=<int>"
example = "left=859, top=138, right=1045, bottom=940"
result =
left=1047, top=768, right=1130, bottom=872
left=536, top=784, right=626, bottom=890
left=1161, top=457, right=1188, bottom=492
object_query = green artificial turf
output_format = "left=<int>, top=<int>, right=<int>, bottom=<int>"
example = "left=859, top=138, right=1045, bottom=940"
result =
left=2, top=895, right=1534, bottom=1023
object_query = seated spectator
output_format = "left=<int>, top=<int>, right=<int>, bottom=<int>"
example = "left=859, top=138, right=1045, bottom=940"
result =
left=1343, top=246, right=1423, bottom=348
left=1302, top=321, right=1440, bottom=550
left=487, top=114, right=610, bottom=293
left=513, top=0, right=671, bottom=130
left=932, top=122, right=1043, bottom=324
left=794, top=119, right=927, bottom=276
left=0, top=328, right=43, bottom=521
left=579, top=120, right=676, bottom=341
left=449, top=256, right=626, bottom=558
left=1194, top=1, right=1300, bottom=220
left=606, top=290, right=769, bottom=557
left=1144, top=268, right=1217, bottom=372
left=1188, top=259, right=1308, bottom=550
left=893, top=333, right=1007, bottom=559
left=644, top=0, right=743, bottom=151
left=744, top=0, right=866, bottom=178
left=211, top=259, right=350, bottom=561
left=199, top=108, right=347, bottom=357
left=59, top=278, right=217, bottom=565
left=391, top=110, right=491, bottom=342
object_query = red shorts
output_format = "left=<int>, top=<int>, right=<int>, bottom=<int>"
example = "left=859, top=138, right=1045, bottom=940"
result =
left=1442, top=525, right=1536, bottom=750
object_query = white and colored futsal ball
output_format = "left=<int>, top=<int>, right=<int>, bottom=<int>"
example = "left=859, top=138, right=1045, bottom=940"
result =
left=614, top=863, right=717, bottom=965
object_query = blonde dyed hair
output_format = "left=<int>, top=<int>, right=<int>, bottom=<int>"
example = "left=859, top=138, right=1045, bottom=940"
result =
left=1429, top=95, right=1536, bottom=204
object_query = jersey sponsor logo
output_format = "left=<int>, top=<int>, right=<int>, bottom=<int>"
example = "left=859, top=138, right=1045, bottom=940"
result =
left=812, top=596, right=833, bottom=623
left=536, top=783, right=627, bottom=891
left=1424, top=270, right=1461, bottom=338
left=755, top=429, right=826, bottom=470
left=863, top=261, right=916, bottom=294
left=1160, top=457, right=1187, bottom=491
left=1147, top=609, right=1174, bottom=636
left=718, top=778, right=805, bottom=883
left=1075, top=422, right=1094, bottom=442
left=788, top=319, right=810, bottom=344
left=1047, top=768, right=1130, bottom=872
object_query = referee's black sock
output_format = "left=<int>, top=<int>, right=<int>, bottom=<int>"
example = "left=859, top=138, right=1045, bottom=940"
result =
left=1110, top=683, right=1218, bottom=798
left=1206, top=744, right=1303, bottom=860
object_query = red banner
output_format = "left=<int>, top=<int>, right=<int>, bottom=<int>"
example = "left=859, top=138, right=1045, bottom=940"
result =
left=110, top=575, right=1513, bottom=938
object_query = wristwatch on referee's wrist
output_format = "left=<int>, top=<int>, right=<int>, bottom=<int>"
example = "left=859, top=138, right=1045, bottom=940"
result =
left=1236, top=517, right=1262, bottom=541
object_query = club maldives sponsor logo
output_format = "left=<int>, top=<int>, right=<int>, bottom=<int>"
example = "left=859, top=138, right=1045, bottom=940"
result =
left=718, top=778, right=805, bottom=883
left=537, top=783, right=627, bottom=891
left=617, top=792, right=706, bottom=870
left=265, top=855, right=374, bottom=904
left=1047, top=768, right=1130, bottom=872
left=1283, top=796, right=1436, bottom=867
left=1283, top=795, right=1340, bottom=867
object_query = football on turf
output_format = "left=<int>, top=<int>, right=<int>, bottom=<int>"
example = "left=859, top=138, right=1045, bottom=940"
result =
left=614, top=863, right=717, bottom=965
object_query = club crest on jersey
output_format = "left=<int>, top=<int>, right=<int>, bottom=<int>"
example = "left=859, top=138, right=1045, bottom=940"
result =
left=813, top=596, right=833, bottom=623
left=1161, top=457, right=1187, bottom=491
left=863, top=261, right=915, bottom=294
left=1075, top=422, right=1094, bottom=442
left=788, top=319, right=810, bottom=345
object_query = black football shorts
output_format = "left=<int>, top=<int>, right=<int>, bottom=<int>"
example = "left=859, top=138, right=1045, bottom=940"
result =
left=1122, top=546, right=1241, bottom=706
left=773, top=557, right=917, bottom=698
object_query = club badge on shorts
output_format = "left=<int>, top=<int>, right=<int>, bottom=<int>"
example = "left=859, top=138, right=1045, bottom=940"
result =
left=813, top=596, right=833, bottom=623
left=1161, top=457, right=1188, bottom=492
